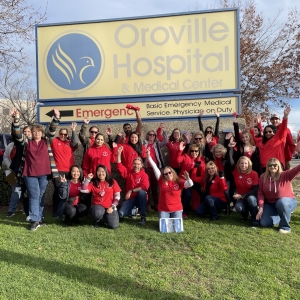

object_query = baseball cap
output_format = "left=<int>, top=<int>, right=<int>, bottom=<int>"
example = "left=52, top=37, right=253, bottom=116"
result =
left=270, top=114, right=280, bottom=119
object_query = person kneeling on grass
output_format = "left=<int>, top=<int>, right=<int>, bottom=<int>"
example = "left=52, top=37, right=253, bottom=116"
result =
left=256, top=156, right=300, bottom=234
left=81, top=164, right=121, bottom=229
left=116, top=146, right=149, bottom=225
left=146, top=148, right=193, bottom=220
left=58, top=165, right=88, bottom=226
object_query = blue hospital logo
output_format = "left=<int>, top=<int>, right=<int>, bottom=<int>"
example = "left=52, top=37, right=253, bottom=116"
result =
left=46, top=33, right=102, bottom=90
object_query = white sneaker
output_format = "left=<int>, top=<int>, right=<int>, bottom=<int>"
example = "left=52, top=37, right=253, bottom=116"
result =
left=279, top=228, right=291, bottom=234
left=26, top=216, right=31, bottom=222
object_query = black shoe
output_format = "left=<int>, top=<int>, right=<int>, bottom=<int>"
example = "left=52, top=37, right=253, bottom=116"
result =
left=6, top=212, right=15, bottom=217
left=210, top=216, right=220, bottom=221
left=30, top=221, right=40, bottom=231
left=138, top=216, right=146, bottom=225
left=94, top=221, right=100, bottom=229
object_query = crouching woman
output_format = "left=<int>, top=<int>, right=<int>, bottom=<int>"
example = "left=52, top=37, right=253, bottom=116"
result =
left=82, top=165, right=121, bottom=229
left=256, top=157, right=299, bottom=233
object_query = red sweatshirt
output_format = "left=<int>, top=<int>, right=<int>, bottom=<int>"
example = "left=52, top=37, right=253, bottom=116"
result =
left=116, top=163, right=149, bottom=199
left=276, top=124, right=295, bottom=162
left=166, top=141, right=182, bottom=169
left=232, top=168, right=258, bottom=195
left=82, top=144, right=116, bottom=177
left=257, top=164, right=300, bottom=207
left=203, top=176, right=228, bottom=202
left=258, top=118, right=288, bottom=168
left=176, top=150, right=205, bottom=177
left=120, top=144, right=146, bottom=170
left=190, top=157, right=206, bottom=184
left=51, top=137, right=77, bottom=172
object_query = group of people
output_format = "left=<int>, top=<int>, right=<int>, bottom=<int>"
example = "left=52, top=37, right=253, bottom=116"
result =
left=3, top=105, right=300, bottom=234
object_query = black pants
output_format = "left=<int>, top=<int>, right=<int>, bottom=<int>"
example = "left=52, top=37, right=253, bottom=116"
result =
left=91, top=205, right=119, bottom=229
left=52, top=171, right=69, bottom=216
left=64, top=203, right=88, bottom=219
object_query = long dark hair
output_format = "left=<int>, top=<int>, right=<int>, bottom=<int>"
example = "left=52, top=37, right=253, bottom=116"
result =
left=93, top=164, right=114, bottom=187
left=262, top=125, right=277, bottom=144
left=128, top=131, right=143, bottom=156
left=68, top=165, right=84, bottom=182
left=253, top=125, right=262, bottom=138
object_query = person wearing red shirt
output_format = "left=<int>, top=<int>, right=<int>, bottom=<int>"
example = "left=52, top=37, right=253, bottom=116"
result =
left=270, top=112, right=295, bottom=170
left=176, top=142, right=205, bottom=218
left=143, top=125, right=168, bottom=212
left=82, top=164, right=121, bottom=229
left=166, top=128, right=185, bottom=174
left=256, top=157, right=299, bottom=233
left=146, top=148, right=193, bottom=220
left=120, top=131, right=146, bottom=170
left=58, top=165, right=88, bottom=226
left=195, top=161, right=228, bottom=221
left=198, top=109, right=220, bottom=150
left=257, top=107, right=291, bottom=170
left=116, top=146, right=149, bottom=225
left=82, top=133, right=117, bottom=177
left=51, top=122, right=78, bottom=217
left=231, top=156, right=259, bottom=227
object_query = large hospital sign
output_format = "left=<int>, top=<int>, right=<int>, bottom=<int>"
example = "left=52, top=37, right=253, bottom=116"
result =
left=36, top=9, right=239, bottom=101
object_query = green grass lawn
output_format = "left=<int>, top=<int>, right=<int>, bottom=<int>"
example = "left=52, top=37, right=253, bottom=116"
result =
left=0, top=205, right=299, bottom=300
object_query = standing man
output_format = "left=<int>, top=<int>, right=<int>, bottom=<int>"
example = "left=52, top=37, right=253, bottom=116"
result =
left=270, top=113, right=295, bottom=170
left=116, top=146, right=149, bottom=225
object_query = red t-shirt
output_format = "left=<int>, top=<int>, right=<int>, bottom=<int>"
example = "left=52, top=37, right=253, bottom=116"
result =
left=51, top=137, right=76, bottom=172
left=158, top=177, right=185, bottom=212
left=87, top=179, right=121, bottom=208
left=120, top=144, right=146, bottom=170
left=69, top=181, right=81, bottom=206
left=233, top=168, right=258, bottom=195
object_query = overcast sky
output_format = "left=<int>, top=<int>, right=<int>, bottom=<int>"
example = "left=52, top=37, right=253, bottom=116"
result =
left=25, top=0, right=300, bottom=131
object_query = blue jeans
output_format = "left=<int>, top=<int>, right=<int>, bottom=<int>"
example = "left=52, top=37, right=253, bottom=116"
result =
left=158, top=211, right=183, bottom=219
left=197, top=195, right=226, bottom=219
left=23, top=176, right=49, bottom=222
left=235, top=196, right=258, bottom=225
left=7, top=184, right=22, bottom=213
left=119, top=190, right=147, bottom=218
left=260, top=197, right=297, bottom=231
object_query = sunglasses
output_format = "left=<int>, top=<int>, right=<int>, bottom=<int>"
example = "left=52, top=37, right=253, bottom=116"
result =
left=268, top=164, right=278, bottom=167
left=206, top=131, right=212, bottom=134
left=194, top=137, right=202, bottom=140
left=90, top=131, right=98, bottom=134
left=164, top=171, right=172, bottom=176
left=265, top=131, right=273, bottom=134
left=190, top=150, right=199, bottom=153
left=148, top=133, right=156, bottom=136
left=60, top=133, right=68, bottom=136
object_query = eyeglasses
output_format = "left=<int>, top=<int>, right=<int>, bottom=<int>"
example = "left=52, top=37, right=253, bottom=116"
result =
left=206, top=131, right=212, bottom=134
left=164, top=171, right=172, bottom=176
left=194, top=137, right=202, bottom=140
left=60, top=133, right=68, bottom=136
left=265, top=131, right=273, bottom=134
left=190, top=150, right=199, bottom=153
left=90, top=131, right=98, bottom=134
left=268, top=164, right=278, bottom=167
left=148, top=133, right=156, bottom=136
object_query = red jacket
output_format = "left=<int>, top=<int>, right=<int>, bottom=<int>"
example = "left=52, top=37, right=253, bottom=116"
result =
left=190, top=157, right=206, bottom=184
left=258, top=164, right=300, bottom=207
left=176, top=150, right=205, bottom=178
left=116, top=162, right=149, bottom=200
left=258, top=118, right=288, bottom=168
left=82, top=144, right=116, bottom=177
left=277, top=124, right=295, bottom=162
left=120, top=144, right=146, bottom=170
left=203, top=176, right=228, bottom=202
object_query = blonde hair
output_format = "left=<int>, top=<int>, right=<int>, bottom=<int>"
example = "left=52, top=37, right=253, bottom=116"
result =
left=212, top=144, right=227, bottom=158
left=161, top=166, right=179, bottom=183
left=242, top=130, right=255, bottom=147
left=192, top=131, right=205, bottom=145
left=263, top=158, right=282, bottom=182
left=204, top=161, right=218, bottom=182
left=236, top=156, right=253, bottom=174
left=31, top=124, right=44, bottom=135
